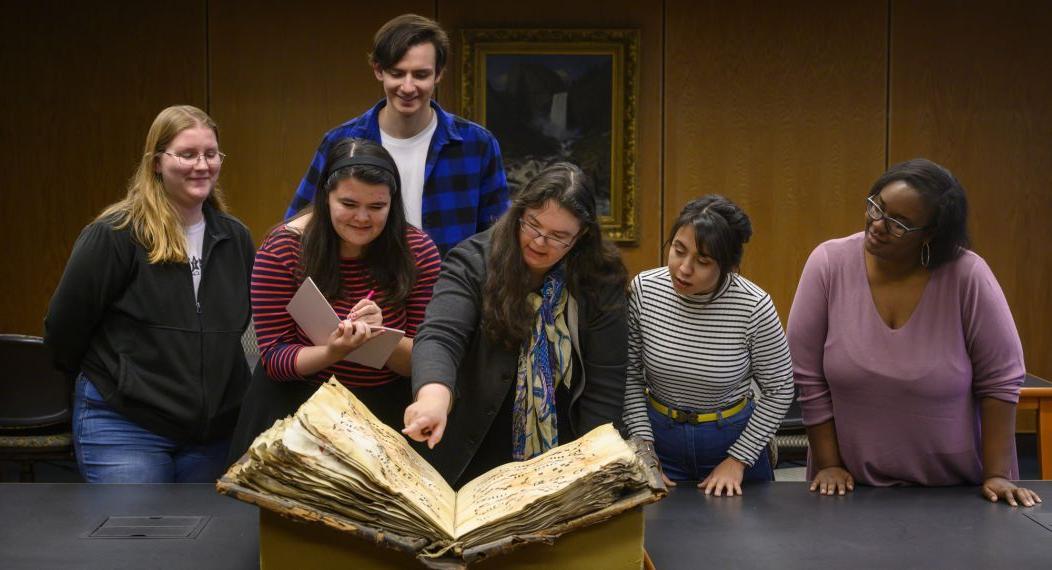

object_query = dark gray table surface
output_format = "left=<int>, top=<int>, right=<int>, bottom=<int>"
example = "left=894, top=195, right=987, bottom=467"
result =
left=1, top=481, right=1050, bottom=569
left=647, top=481, right=1052, bottom=569
left=0, top=483, right=258, bottom=570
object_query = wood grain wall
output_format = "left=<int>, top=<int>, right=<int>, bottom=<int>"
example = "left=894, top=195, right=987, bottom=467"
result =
left=209, top=0, right=433, bottom=237
left=888, top=0, right=1052, bottom=379
left=3, top=1, right=1049, bottom=378
left=0, top=2, right=208, bottom=338
left=664, top=0, right=887, bottom=322
left=436, top=0, right=665, bottom=275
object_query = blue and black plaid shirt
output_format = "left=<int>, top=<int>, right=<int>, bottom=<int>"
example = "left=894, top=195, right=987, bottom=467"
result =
left=285, top=99, right=509, bottom=256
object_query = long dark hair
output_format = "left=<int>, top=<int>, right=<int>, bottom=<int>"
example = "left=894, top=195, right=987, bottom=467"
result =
left=482, top=162, right=627, bottom=348
left=300, top=138, right=416, bottom=305
left=668, top=195, right=753, bottom=295
left=867, top=158, right=970, bottom=269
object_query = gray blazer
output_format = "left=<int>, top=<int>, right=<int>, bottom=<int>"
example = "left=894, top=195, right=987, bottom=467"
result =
left=412, top=229, right=628, bottom=484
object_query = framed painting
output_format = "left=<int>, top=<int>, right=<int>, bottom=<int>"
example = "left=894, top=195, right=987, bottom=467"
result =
left=460, top=28, right=640, bottom=243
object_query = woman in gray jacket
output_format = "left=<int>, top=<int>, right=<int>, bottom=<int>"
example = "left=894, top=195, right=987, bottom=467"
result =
left=403, top=163, right=628, bottom=487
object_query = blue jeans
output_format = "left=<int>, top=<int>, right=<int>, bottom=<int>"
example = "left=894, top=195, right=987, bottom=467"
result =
left=649, top=400, right=774, bottom=483
left=73, top=374, right=230, bottom=483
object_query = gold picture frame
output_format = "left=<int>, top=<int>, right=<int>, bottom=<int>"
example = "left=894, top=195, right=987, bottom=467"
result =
left=460, top=28, right=640, bottom=244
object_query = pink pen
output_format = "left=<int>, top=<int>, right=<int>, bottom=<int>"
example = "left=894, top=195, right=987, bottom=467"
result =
left=347, top=290, right=376, bottom=320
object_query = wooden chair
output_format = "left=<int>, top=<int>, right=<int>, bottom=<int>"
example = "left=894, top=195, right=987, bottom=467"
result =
left=1019, top=373, right=1052, bottom=479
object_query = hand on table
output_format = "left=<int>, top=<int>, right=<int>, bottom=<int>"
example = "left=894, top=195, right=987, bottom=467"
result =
left=982, top=477, right=1042, bottom=507
left=660, top=470, right=677, bottom=488
left=647, top=447, right=677, bottom=488
left=699, top=457, right=746, bottom=496
left=810, top=466, right=854, bottom=495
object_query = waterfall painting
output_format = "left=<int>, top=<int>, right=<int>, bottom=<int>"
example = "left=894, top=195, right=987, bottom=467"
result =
left=460, top=29, right=640, bottom=243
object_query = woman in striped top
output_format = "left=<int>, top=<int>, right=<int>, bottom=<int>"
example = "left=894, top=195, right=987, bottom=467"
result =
left=229, top=138, right=440, bottom=457
left=622, top=196, right=794, bottom=496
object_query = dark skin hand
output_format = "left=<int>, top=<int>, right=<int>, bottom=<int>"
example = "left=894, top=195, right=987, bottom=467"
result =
left=806, top=402, right=1042, bottom=506
left=806, top=420, right=854, bottom=495
left=979, top=397, right=1041, bottom=507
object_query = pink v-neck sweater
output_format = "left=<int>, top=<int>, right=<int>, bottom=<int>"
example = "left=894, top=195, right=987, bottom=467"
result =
left=787, top=233, right=1024, bottom=486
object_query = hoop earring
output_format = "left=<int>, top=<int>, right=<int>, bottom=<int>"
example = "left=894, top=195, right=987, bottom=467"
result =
left=920, top=241, right=931, bottom=268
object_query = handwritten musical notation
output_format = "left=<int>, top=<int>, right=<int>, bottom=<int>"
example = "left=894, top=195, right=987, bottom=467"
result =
left=229, top=378, right=649, bottom=550
left=453, top=424, right=636, bottom=537
left=288, top=380, right=457, bottom=538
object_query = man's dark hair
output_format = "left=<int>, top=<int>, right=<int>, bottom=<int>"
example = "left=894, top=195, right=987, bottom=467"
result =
left=369, top=14, right=449, bottom=74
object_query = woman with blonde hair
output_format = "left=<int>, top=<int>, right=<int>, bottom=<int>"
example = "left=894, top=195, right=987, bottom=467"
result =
left=46, top=105, right=255, bottom=483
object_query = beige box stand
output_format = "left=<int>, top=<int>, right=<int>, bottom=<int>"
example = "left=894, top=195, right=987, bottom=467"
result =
left=259, top=507, right=645, bottom=569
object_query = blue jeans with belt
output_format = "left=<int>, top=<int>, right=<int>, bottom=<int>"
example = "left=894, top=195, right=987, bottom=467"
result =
left=73, top=374, right=230, bottom=483
left=649, top=400, right=774, bottom=482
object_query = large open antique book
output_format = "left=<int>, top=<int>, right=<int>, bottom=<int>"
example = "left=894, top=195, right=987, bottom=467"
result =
left=217, top=378, right=666, bottom=568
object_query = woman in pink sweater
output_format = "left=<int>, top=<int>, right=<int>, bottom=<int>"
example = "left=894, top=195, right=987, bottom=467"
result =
left=787, top=158, right=1040, bottom=507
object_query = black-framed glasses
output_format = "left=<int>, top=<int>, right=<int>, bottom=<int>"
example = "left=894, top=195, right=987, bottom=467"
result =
left=518, top=218, right=576, bottom=250
left=865, top=196, right=927, bottom=238
left=161, top=150, right=226, bottom=167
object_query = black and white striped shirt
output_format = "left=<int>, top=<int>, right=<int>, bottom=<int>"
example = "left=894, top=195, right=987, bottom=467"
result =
left=622, top=267, right=794, bottom=465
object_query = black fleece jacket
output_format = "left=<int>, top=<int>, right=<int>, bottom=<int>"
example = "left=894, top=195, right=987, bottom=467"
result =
left=45, top=203, right=254, bottom=442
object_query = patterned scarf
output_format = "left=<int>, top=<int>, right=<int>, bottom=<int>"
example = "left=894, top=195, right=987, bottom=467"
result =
left=512, top=266, right=573, bottom=461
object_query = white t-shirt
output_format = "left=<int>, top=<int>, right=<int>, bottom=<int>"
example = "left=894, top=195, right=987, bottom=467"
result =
left=185, top=219, right=206, bottom=299
left=380, top=112, right=437, bottom=228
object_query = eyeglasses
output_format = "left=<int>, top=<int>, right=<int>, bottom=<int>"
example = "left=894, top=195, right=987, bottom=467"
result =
left=518, top=218, right=576, bottom=250
left=865, top=196, right=927, bottom=238
left=161, top=150, right=226, bottom=167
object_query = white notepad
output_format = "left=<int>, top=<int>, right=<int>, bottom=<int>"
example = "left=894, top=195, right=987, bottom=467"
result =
left=285, top=277, right=405, bottom=370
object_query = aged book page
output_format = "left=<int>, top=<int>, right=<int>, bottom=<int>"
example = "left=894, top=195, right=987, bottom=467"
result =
left=224, top=378, right=662, bottom=560
left=272, top=416, right=441, bottom=536
left=290, top=380, right=457, bottom=538
left=452, top=423, right=639, bottom=539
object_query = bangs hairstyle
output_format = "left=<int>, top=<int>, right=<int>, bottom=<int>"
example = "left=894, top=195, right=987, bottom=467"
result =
left=867, top=158, right=970, bottom=269
left=97, top=105, right=228, bottom=264
left=483, top=162, right=627, bottom=348
left=369, top=14, right=449, bottom=74
left=668, top=195, right=753, bottom=295
left=300, top=138, right=416, bottom=306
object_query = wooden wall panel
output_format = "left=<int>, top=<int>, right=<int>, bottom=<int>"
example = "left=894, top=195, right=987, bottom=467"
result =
left=209, top=0, right=434, bottom=243
left=436, top=0, right=665, bottom=276
left=7, top=0, right=1048, bottom=386
left=889, top=0, right=1052, bottom=378
left=665, top=0, right=888, bottom=320
left=0, top=2, right=207, bottom=335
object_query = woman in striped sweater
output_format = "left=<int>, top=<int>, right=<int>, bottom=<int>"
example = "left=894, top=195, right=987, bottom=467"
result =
left=229, top=138, right=441, bottom=458
left=622, top=196, right=794, bottom=496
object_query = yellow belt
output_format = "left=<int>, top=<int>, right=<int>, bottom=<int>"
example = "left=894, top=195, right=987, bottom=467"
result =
left=648, top=395, right=748, bottom=424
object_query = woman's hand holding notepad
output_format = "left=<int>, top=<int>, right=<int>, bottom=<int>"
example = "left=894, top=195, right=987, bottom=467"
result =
left=286, top=277, right=405, bottom=369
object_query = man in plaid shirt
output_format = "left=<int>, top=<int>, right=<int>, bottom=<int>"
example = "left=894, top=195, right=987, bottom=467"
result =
left=285, top=14, right=509, bottom=256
